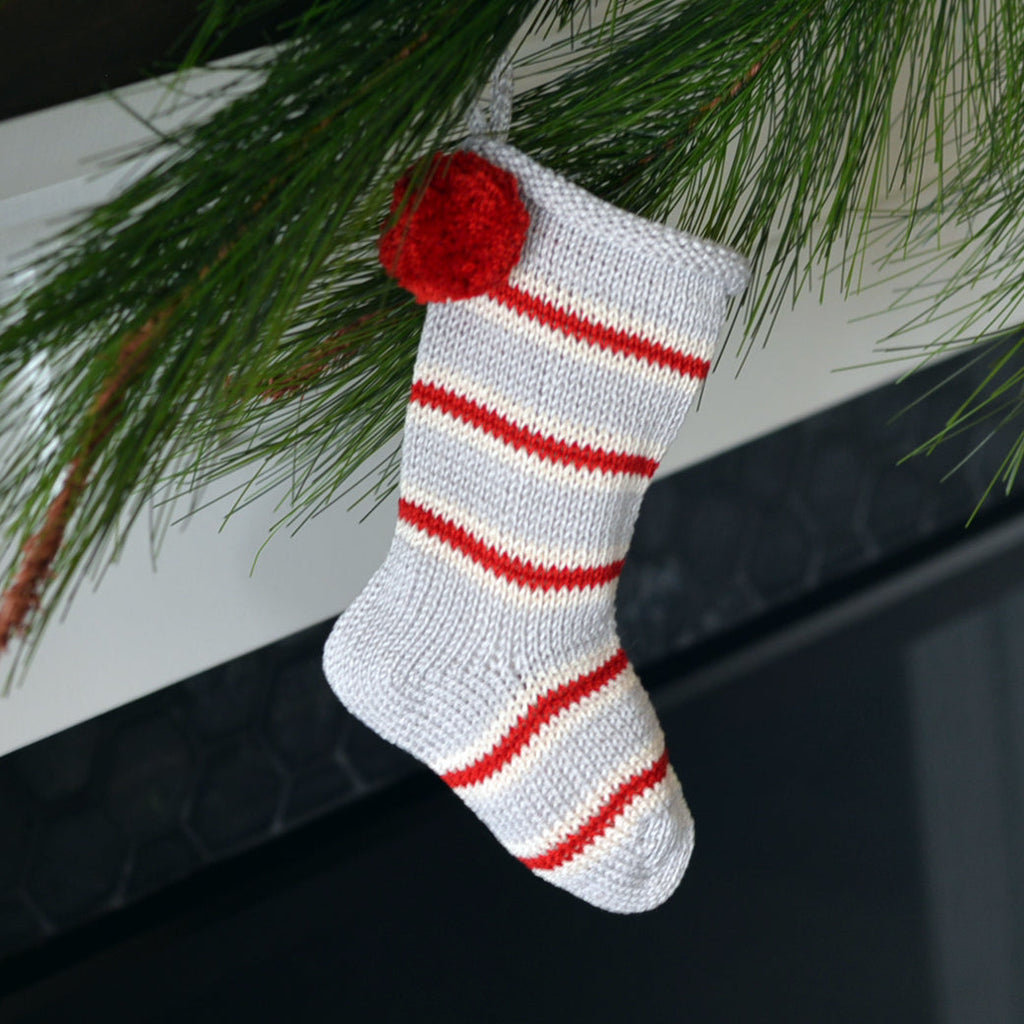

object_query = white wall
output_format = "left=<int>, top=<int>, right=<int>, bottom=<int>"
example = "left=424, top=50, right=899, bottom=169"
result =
left=0, top=53, right=991, bottom=757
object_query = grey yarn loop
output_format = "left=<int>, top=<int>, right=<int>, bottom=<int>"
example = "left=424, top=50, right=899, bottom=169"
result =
left=467, top=56, right=514, bottom=141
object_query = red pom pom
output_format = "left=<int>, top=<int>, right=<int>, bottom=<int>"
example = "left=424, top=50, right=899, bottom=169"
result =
left=379, top=151, right=530, bottom=304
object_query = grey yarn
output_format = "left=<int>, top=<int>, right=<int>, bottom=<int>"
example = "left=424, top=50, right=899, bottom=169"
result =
left=323, top=77, right=749, bottom=913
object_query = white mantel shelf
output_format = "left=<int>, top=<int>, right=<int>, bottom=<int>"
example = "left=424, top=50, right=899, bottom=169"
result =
left=0, top=58, right=979, bottom=758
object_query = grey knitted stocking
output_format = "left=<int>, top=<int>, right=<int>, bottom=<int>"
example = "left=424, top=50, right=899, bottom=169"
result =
left=323, top=138, right=748, bottom=913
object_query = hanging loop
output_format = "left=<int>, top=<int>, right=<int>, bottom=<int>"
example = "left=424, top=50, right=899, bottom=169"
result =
left=467, top=54, right=514, bottom=142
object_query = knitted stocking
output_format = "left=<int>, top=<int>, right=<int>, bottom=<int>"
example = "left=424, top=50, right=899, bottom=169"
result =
left=323, top=138, right=748, bottom=913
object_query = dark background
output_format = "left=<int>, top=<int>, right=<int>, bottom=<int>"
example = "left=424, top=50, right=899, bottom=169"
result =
left=0, top=0, right=309, bottom=123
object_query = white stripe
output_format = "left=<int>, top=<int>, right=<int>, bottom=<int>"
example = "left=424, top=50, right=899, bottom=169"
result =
left=407, top=403, right=653, bottom=493
left=509, top=264, right=717, bottom=365
left=414, top=361, right=663, bottom=461
left=457, top=667, right=641, bottom=805
left=504, top=737, right=666, bottom=860
left=395, top=520, right=618, bottom=611
left=400, top=482, right=630, bottom=569
left=536, top=767, right=684, bottom=880
left=467, top=294, right=711, bottom=390
left=430, top=639, right=625, bottom=777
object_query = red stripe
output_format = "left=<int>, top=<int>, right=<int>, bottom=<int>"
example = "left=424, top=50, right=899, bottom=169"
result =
left=488, top=281, right=710, bottom=380
left=411, top=380, right=657, bottom=478
left=441, top=650, right=630, bottom=789
left=398, top=499, right=624, bottom=591
left=519, top=751, right=670, bottom=872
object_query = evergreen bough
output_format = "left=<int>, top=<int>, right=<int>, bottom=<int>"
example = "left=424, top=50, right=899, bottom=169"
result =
left=0, top=0, right=1021, bottom=682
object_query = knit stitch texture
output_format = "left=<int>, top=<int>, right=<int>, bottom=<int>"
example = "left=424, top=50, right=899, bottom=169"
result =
left=323, top=139, right=748, bottom=913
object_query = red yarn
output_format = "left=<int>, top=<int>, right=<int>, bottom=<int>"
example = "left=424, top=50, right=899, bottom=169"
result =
left=379, top=151, right=530, bottom=304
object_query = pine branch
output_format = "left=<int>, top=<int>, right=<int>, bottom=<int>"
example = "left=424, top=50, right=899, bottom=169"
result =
left=0, top=0, right=550, bottom=678
left=0, top=0, right=1023, bottom=675
left=0, top=309, right=166, bottom=649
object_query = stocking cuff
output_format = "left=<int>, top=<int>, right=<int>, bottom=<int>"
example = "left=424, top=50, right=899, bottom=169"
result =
left=472, top=139, right=750, bottom=299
